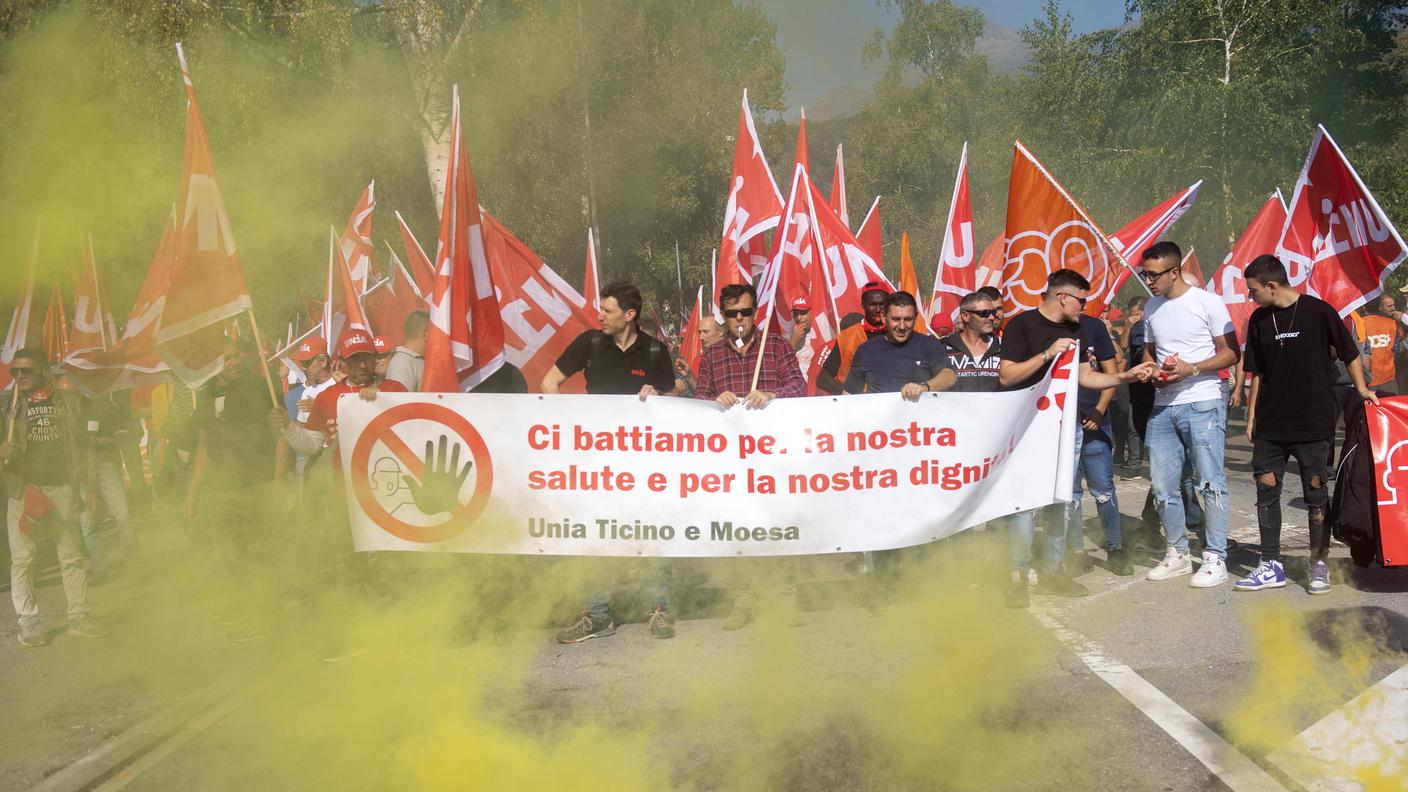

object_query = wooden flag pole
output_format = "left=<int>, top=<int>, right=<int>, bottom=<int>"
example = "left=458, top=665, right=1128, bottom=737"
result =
left=242, top=307, right=283, bottom=409
left=747, top=311, right=770, bottom=394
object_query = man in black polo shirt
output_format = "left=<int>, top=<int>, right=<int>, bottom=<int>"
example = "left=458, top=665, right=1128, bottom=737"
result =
left=544, top=281, right=677, bottom=643
left=997, top=269, right=1156, bottom=607
left=542, top=281, right=676, bottom=398
left=844, top=291, right=956, bottom=614
left=942, top=291, right=1002, bottom=392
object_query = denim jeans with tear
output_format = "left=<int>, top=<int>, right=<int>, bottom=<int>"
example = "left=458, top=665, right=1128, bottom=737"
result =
left=1070, top=421, right=1122, bottom=551
left=1147, top=399, right=1229, bottom=558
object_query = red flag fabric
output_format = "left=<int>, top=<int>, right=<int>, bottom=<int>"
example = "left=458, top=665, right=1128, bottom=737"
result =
left=423, top=87, right=506, bottom=393
left=1367, top=397, right=1408, bottom=566
left=1180, top=248, right=1206, bottom=288
left=322, top=226, right=371, bottom=343
left=395, top=210, right=437, bottom=298
left=339, top=182, right=376, bottom=295
left=363, top=278, right=407, bottom=347
left=1104, top=181, right=1203, bottom=295
left=898, top=232, right=931, bottom=335
left=480, top=209, right=596, bottom=394
left=810, top=182, right=890, bottom=323
left=583, top=228, right=602, bottom=315
left=855, top=197, right=882, bottom=267
left=974, top=234, right=1005, bottom=290
left=762, top=109, right=815, bottom=289
left=66, top=238, right=117, bottom=357
left=0, top=243, right=38, bottom=392
left=1001, top=141, right=1133, bottom=317
left=154, top=44, right=253, bottom=387
left=42, top=284, right=68, bottom=365
left=389, top=252, right=426, bottom=312
left=830, top=143, right=849, bottom=227
left=679, top=285, right=705, bottom=376
left=757, top=165, right=821, bottom=333
left=930, top=143, right=975, bottom=331
left=18, top=484, right=54, bottom=536
left=714, top=91, right=783, bottom=309
left=1208, top=191, right=1289, bottom=345
left=1275, top=125, right=1408, bottom=317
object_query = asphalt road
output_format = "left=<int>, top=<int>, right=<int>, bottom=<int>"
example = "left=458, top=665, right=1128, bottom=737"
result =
left=3, top=416, right=1406, bottom=791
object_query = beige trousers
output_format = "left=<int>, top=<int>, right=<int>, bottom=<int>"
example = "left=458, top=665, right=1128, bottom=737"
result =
left=8, top=486, right=89, bottom=622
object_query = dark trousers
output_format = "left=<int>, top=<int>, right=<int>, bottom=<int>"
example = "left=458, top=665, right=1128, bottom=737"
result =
left=1251, top=438, right=1332, bottom=562
left=1129, top=381, right=1155, bottom=445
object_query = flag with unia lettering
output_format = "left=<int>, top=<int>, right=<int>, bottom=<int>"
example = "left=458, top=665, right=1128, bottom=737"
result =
left=154, top=44, right=253, bottom=387
left=1103, top=181, right=1203, bottom=295
left=339, top=182, right=376, bottom=295
left=1208, top=191, right=1288, bottom=344
left=66, top=238, right=117, bottom=356
left=856, top=197, right=882, bottom=267
left=898, top=232, right=930, bottom=335
left=422, top=86, right=506, bottom=393
left=713, top=91, right=783, bottom=309
left=1275, top=125, right=1408, bottom=317
left=1002, top=141, right=1133, bottom=317
left=930, top=143, right=975, bottom=332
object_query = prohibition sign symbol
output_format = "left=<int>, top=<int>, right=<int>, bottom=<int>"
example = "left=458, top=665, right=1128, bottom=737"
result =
left=350, top=402, right=493, bottom=543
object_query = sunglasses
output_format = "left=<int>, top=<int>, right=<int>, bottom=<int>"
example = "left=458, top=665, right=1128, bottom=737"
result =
left=1057, top=293, right=1089, bottom=308
left=9, top=367, right=36, bottom=376
left=722, top=307, right=755, bottom=319
left=964, top=308, right=998, bottom=318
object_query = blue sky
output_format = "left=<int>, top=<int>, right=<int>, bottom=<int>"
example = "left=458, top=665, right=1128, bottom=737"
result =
left=757, top=1, right=1129, bottom=113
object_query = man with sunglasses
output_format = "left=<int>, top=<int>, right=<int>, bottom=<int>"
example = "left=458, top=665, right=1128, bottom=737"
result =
left=997, top=270, right=1158, bottom=608
left=1137, top=241, right=1240, bottom=588
left=2, top=348, right=107, bottom=645
left=942, top=292, right=1003, bottom=391
left=817, top=281, right=891, bottom=395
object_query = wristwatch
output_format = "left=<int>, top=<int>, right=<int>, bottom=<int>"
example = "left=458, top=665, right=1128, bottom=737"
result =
left=1191, top=364, right=1201, bottom=377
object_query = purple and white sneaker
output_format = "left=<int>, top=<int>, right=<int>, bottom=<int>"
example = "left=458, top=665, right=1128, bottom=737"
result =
left=1234, top=559, right=1286, bottom=591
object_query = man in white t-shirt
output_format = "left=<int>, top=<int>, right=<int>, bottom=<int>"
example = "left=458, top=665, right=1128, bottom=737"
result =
left=1138, top=241, right=1241, bottom=588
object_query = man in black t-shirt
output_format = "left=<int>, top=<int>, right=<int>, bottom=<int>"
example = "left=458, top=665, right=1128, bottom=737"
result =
left=1236, top=255, right=1378, bottom=597
left=544, top=282, right=676, bottom=643
left=542, top=282, right=675, bottom=398
left=941, top=292, right=1003, bottom=392
left=1, top=348, right=106, bottom=645
left=996, top=270, right=1156, bottom=608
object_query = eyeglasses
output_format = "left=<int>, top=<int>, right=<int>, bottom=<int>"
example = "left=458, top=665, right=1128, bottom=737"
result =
left=1140, top=266, right=1179, bottom=284
left=964, top=309, right=998, bottom=318
left=1057, top=293, right=1088, bottom=308
left=9, top=367, right=35, bottom=376
left=722, top=307, right=755, bottom=319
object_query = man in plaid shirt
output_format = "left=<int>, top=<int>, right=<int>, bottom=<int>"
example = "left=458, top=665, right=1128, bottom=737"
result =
left=695, top=282, right=808, bottom=630
left=695, top=283, right=807, bottom=405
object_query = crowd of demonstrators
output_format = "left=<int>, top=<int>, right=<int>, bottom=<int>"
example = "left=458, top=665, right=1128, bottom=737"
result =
left=543, top=282, right=677, bottom=643
left=698, top=283, right=809, bottom=629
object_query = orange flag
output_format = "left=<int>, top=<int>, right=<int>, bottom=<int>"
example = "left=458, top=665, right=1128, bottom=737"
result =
left=1002, top=141, right=1133, bottom=317
left=898, top=232, right=930, bottom=335
left=66, top=237, right=117, bottom=357
left=830, top=143, right=849, bottom=227
left=155, top=44, right=254, bottom=387
left=679, top=285, right=705, bottom=376
left=1180, top=248, right=1206, bottom=288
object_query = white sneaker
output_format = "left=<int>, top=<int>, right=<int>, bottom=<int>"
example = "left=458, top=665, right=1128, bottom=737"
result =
left=1146, top=549, right=1193, bottom=581
left=1026, top=568, right=1039, bottom=587
left=1190, top=552, right=1228, bottom=588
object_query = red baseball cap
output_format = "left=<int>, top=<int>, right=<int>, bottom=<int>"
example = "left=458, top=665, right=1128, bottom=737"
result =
left=791, top=296, right=811, bottom=312
left=293, top=336, right=326, bottom=362
left=337, top=329, right=377, bottom=359
left=372, top=335, right=391, bottom=355
left=1107, top=307, right=1125, bottom=322
left=861, top=280, right=892, bottom=297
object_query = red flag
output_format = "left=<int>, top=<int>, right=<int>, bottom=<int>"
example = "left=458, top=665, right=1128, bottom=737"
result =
left=930, top=143, right=975, bottom=331
left=480, top=209, right=596, bottom=393
left=679, top=285, right=705, bottom=376
left=714, top=91, right=783, bottom=308
left=154, top=44, right=253, bottom=387
left=1367, top=397, right=1408, bottom=566
left=1275, top=125, right=1408, bottom=316
left=0, top=235, right=39, bottom=392
left=395, top=210, right=437, bottom=298
left=66, top=237, right=117, bottom=357
left=1180, top=248, right=1206, bottom=288
left=1208, top=191, right=1289, bottom=345
left=422, top=86, right=506, bottom=393
left=830, top=143, right=849, bottom=227
left=761, top=109, right=815, bottom=287
left=323, top=226, right=372, bottom=343
left=388, top=251, right=426, bottom=310
left=810, top=182, right=890, bottom=323
left=1002, top=141, right=1133, bottom=317
left=363, top=278, right=407, bottom=347
left=583, top=227, right=602, bottom=315
left=856, top=197, right=882, bottom=267
left=338, top=182, right=376, bottom=295
left=974, top=234, right=1005, bottom=290
left=42, top=284, right=68, bottom=365
left=899, top=232, right=931, bottom=335
left=1104, top=181, right=1203, bottom=295
left=757, top=165, right=821, bottom=332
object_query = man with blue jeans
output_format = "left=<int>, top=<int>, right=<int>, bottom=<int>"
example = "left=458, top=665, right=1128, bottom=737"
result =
left=998, top=270, right=1157, bottom=608
left=1070, top=315, right=1133, bottom=576
left=1137, top=241, right=1240, bottom=587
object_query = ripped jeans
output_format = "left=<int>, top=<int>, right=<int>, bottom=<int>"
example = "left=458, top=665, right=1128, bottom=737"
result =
left=1072, top=421, right=1122, bottom=551
left=1251, top=438, right=1331, bottom=562
left=1147, top=399, right=1230, bottom=558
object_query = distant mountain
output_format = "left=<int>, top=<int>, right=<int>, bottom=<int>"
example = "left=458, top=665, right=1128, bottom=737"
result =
left=807, top=85, right=872, bottom=122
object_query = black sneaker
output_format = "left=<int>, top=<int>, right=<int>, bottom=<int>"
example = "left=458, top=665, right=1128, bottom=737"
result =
left=1108, top=547, right=1134, bottom=576
left=1065, top=552, right=1094, bottom=576
left=556, top=611, right=616, bottom=644
left=647, top=607, right=675, bottom=639
left=1035, top=573, right=1089, bottom=598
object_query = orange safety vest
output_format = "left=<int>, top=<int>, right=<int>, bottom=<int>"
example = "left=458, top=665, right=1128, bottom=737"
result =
left=1361, top=314, right=1400, bottom=387
left=833, top=323, right=875, bottom=385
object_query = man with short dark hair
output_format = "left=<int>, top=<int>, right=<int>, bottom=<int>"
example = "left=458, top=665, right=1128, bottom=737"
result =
left=2, top=348, right=107, bottom=645
left=1237, top=255, right=1377, bottom=595
left=542, top=282, right=675, bottom=399
left=942, top=292, right=1002, bottom=392
left=997, top=270, right=1157, bottom=607
left=386, top=310, right=429, bottom=391
left=1138, top=240, right=1240, bottom=588
left=817, top=281, right=890, bottom=394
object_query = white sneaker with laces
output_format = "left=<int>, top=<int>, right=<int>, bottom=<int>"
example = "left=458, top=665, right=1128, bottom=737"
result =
left=1146, top=549, right=1193, bottom=581
left=1190, top=552, right=1227, bottom=588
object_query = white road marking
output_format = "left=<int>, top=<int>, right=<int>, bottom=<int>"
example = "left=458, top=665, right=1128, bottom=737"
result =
left=1031, top=605, right=1289, bottom=792
left=1265, top=664, right=1408, bottom=792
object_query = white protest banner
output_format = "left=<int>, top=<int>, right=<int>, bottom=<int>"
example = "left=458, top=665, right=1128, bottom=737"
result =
left=338, top=350, right=1080, bottom=557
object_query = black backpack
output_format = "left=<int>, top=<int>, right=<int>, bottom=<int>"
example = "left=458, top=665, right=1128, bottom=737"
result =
left=1329, top=398, right=1383, bottom=566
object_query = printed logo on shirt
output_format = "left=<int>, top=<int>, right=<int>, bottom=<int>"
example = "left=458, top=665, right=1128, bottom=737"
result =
left=1275, top=331, right=1302, bottom=341
left=631, top=368, right=646, bottom=377
left=1367, top=333, right=1393, bottom=349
